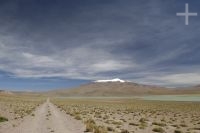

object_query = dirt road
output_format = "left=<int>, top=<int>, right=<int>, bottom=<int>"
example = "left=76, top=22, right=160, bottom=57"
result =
left=1, top=99, right=85, bottom=133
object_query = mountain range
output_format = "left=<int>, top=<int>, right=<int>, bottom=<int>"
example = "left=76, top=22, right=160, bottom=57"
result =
left=46, top=78, right=200, bottom=97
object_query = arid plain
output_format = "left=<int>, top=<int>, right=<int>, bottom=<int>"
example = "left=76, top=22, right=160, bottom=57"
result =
left=1, top=82, right=200, bottom=133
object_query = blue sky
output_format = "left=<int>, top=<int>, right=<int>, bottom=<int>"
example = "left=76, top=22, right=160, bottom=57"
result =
left=0, top=0, right=200, bottom=91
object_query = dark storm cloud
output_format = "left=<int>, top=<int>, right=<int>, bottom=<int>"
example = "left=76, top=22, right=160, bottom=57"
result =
left=0, top=0, right=200, bottom=89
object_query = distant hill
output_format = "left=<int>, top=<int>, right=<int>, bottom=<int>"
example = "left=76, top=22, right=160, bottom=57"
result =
left=46, top=78, right=200, bottom=97
left=0, top=90, right=14, bottom=95
left=2, top=79, right=200, bottom=97
left=173, top=85, right=200, bottom=94
left=46, top=79, right=178, bottom=97
left=0, top=90, right=44, bottom=97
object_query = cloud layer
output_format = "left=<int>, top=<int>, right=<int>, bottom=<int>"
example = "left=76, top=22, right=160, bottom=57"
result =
left=0, top=0, right=200, bottom=89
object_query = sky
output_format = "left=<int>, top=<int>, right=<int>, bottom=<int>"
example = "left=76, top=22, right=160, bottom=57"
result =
left=0, top=0, right=200, bottom=91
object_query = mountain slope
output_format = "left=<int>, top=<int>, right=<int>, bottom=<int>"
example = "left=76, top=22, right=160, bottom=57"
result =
left=47, top=77, right=200, bottom=97
left=47, top=81, right=174, bottom=97
left=173, top=85, right=200, bottom=94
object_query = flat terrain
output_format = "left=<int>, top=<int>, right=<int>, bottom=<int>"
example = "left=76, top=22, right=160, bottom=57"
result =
left=1, top=95, right=200, bottom=133
left=0, top=96, right=85, bottom=133
left=52, top=98, right=200, bottom=133
left=0, top=94, right=44, bottom=120
left=137, top=95, right=200, bottom=102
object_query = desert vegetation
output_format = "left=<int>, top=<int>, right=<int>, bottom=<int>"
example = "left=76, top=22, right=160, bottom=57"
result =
left=0, top=94, right=45, bottom=121
left=52, top=98, right=200, bottom=133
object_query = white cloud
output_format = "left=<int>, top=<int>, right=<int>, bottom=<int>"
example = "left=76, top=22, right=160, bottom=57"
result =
left=91, top=60, right=134, bottom=72
left=0, top=42, right=136, bottom=80
left=1, top=39, right=200, bottom=88
left=158, top=73, right=200, bottom=85
left=136, top=72, right=200, bottom=87
left=0, top=0, right=199, bottom=89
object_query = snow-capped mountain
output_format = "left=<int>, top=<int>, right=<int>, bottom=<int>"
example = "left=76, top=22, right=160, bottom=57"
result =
left=94, top=78, right=126, bottom=83
left=47, top=79, right=200, bottom=97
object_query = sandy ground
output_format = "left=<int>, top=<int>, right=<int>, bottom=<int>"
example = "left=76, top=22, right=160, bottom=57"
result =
left=0, top=99, right=85, bottom=133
